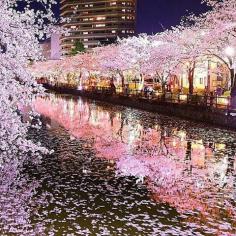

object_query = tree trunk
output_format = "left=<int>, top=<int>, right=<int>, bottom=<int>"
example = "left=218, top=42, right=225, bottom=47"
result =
left=139, top=73, right=144, bottom=91
left=161, top=82, right=166, bottom=94
left=188, top=70, right=194, bottom=95
left=140, top=73, right=144, bottom=83
left=119, top=72, right=125, bottom=92
left=188, top=63, right=195, bottom=95
left=230, top=68, right=236, bottom=94
left=161, top=76, right=166, bottom=100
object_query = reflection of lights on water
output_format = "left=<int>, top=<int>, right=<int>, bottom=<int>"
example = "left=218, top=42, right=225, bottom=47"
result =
left=128, top=130, right=137, bottom=144
left=90, top=111, right=98, bottom=125
left=215, top=143, right=226, bottom=150
left=77, top=98, right=84, bottom=110
left=172, top=140, right=177, bottom=147
left=177, top=131, right=186, bottom=141
left=209, top=155, right=229, bottom=187
left=106, top=165, right=113, bottom=170
left=63, top=102, right=68, bottom=114
left=191, top=140, right=206, bottom=167
left=69, top=99, right=75, bottom=118
left=127, top=125, right=142, bottom=145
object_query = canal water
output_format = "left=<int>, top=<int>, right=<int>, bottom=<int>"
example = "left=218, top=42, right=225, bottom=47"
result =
left=1, top=93, right=236, bottom=235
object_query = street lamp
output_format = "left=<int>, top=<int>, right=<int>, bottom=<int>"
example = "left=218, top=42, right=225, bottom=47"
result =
left=225, top=46, right=235, bottom=57
left=224, top=46, right=236, bottom=96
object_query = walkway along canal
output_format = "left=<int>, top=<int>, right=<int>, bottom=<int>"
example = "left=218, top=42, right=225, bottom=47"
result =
left=45, top=84, right=236, bottom=130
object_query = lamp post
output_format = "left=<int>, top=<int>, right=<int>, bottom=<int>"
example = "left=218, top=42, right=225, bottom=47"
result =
left=225, top=46, right=236, bottom=108
left=207, top=59, right=211, bottom=93
left=224, top=46, right=235, bottom=90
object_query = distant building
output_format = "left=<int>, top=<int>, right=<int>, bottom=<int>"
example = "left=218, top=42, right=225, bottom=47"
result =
left=60, top=0, right=136, bottom=53
left=51, top=33, right=61, bottom=60
left=40, top=40, right=51, bottom=59
left=40, top=33, right=61, bottom=60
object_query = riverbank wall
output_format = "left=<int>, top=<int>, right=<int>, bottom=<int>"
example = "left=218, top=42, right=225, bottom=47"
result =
left=45, top=85, right=236, bottom=130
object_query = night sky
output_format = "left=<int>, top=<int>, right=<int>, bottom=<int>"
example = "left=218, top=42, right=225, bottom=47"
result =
left=53, top=0, right=209, bottom=34
left=136, top=0, right=209, bottom=34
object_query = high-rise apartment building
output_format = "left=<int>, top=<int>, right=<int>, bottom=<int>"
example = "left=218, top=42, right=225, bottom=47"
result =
left=60, top=0, right=136, bottom=53
left=40, top=33, right=61, bottom=60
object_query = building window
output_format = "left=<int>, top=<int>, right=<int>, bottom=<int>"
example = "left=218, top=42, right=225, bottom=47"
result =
left=95, top=24, right=106, bottom=27
left=97, top=16, right=106, bottom=20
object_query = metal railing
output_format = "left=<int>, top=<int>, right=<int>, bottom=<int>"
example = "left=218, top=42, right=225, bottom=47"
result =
left=85, top=86, right=231, bottom=111
left=45, top=83, right=232, bottom=112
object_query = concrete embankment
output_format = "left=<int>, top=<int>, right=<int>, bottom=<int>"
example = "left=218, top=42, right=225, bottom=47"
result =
left=45, top=85, right=236, bottom=130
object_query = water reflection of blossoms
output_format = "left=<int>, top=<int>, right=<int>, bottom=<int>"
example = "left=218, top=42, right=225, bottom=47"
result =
left=0, top=163, right=46, bottom=235
left=34, top=94, right=236, bottom=230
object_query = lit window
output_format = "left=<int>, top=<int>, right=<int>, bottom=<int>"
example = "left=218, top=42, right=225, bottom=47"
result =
left=97, top=16, right=106, bottom=20
left=95, top=24, right=106, bottom=27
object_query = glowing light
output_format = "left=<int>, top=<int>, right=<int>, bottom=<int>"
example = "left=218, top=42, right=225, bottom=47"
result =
left=179, top=94, right=188, bottom=101
left=225, top=46, right=235, bottom=57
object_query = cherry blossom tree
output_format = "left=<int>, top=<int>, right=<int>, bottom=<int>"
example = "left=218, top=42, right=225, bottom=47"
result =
left=30, top=0, right=236, bottom=99
left=143, top=35, right=181, bottom=93
left=0, top=0, right=57, bottom=183
left=94, top=44, right=130, bottom=90
left=189, top=0, right=236, bottom=93
left=118, top=34, right=153, bottom=85
left=156, top=26, right=211, bottom=94
left=0, top=1, right=58, bottom=234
